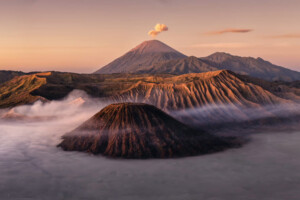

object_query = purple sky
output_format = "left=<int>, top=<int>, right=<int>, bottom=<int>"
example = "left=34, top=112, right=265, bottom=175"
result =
left=0, top=0, right=300, bottom=72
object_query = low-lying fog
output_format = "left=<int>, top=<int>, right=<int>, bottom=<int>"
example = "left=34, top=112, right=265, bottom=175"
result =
left=1, top=91, right=300, bottom=200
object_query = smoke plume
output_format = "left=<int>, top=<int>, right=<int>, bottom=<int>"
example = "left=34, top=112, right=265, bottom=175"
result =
left=148, top=23, right=168, bottom=37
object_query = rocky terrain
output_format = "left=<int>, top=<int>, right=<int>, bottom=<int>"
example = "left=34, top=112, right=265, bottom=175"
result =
left=0, top=70, right=299, bottom=128
left=58, top=103, right=235, bottom=158
left=112, top=70, right=300, bottom=127
left=0, top=72, right=50, bottom=108
left=113, top=70, right=291, bottom=109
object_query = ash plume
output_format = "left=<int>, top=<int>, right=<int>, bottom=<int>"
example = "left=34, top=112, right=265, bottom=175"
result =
left=148, top=23, right=168, bottom=38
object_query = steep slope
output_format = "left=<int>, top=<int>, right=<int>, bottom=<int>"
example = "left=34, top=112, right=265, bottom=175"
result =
left=137, top=56, right=219, bottom=74
left=202, top=52, right=300, bottom=81
left=94, top=40, right=186, bottom=74
left=0, top=72, right=50, bottom=108
left=58, top=103, right=233, bottom=158
left=112, top=70, right=298, bottom=126
left=0, top=70, right=298, bottom=127
left=113, top=70, right=290, bottom=110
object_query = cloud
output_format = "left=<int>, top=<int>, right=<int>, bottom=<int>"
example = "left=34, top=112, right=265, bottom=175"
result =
left=148, top=30, right=160, bottom=37
left=205, top=28, right=253, bottom=35
left=154, top=23, right=168, bottom=32
left=148, top=23, right=169, bottom=38
left=0, top=88, right=299, bottom=199
left=267, top=34, right=300, bottom=39
left=2, top=101, right=300, bottom=199
left=171, top=103, right=300, bottom=126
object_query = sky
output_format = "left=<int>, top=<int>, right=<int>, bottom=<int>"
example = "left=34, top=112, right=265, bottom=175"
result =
left=0, top=0, right=300, bottom=73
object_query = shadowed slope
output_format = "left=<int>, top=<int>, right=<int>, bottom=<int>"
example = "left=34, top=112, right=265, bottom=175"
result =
left=58, top=103, right=233, bottom=158
left=135, top=52, right=300, bottom=81
left=234, top=73, right=300, bottom=102
left=137, top=56, right=219, bottom=74
left=0, top=71, right=25, bottom=84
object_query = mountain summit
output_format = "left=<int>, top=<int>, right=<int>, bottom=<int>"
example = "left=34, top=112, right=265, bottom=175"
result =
left=94, top=40, right=186, bottom=74
left=129, top=40, right=182, bottom=54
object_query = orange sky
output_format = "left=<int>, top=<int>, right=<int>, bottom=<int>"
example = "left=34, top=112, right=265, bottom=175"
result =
left=0, top=0, right=300, bottom=73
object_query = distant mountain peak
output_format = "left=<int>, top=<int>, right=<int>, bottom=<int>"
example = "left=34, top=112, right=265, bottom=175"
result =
left=93, top=40, right=300, bottom=81
left=210, top=52, right=232, bottom=56
left=129, top=40, right=183, bottom=55
left=206, top=52, right=233, bottom=61
left=208, top=52, right=265, bottom=62
left=94, top=40, right=186, bottom=74
left=202, top=52, right=300, bottom=81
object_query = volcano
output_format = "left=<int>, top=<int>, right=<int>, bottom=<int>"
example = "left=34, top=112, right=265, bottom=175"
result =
left=136, top=52, right=300, bottom=81
left=58, top=103, right=232, bottom=158
left=94, top=40, right=186, bottom=74
left=93, top=40, right=300, bottom=81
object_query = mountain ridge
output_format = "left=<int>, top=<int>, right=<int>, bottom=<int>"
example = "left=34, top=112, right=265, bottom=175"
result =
left=0, top=70, right=299, bottom=128
left=94, top=40, right=300, bottom=81
left=1, top=70, right=298, bottom=109
left=202, top=52, right=300, bottom=81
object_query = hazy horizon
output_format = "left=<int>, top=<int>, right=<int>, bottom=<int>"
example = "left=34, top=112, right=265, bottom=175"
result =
left=2, top=40, right=300, bottom=74
left=0, top=0, right=300, bottom=73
